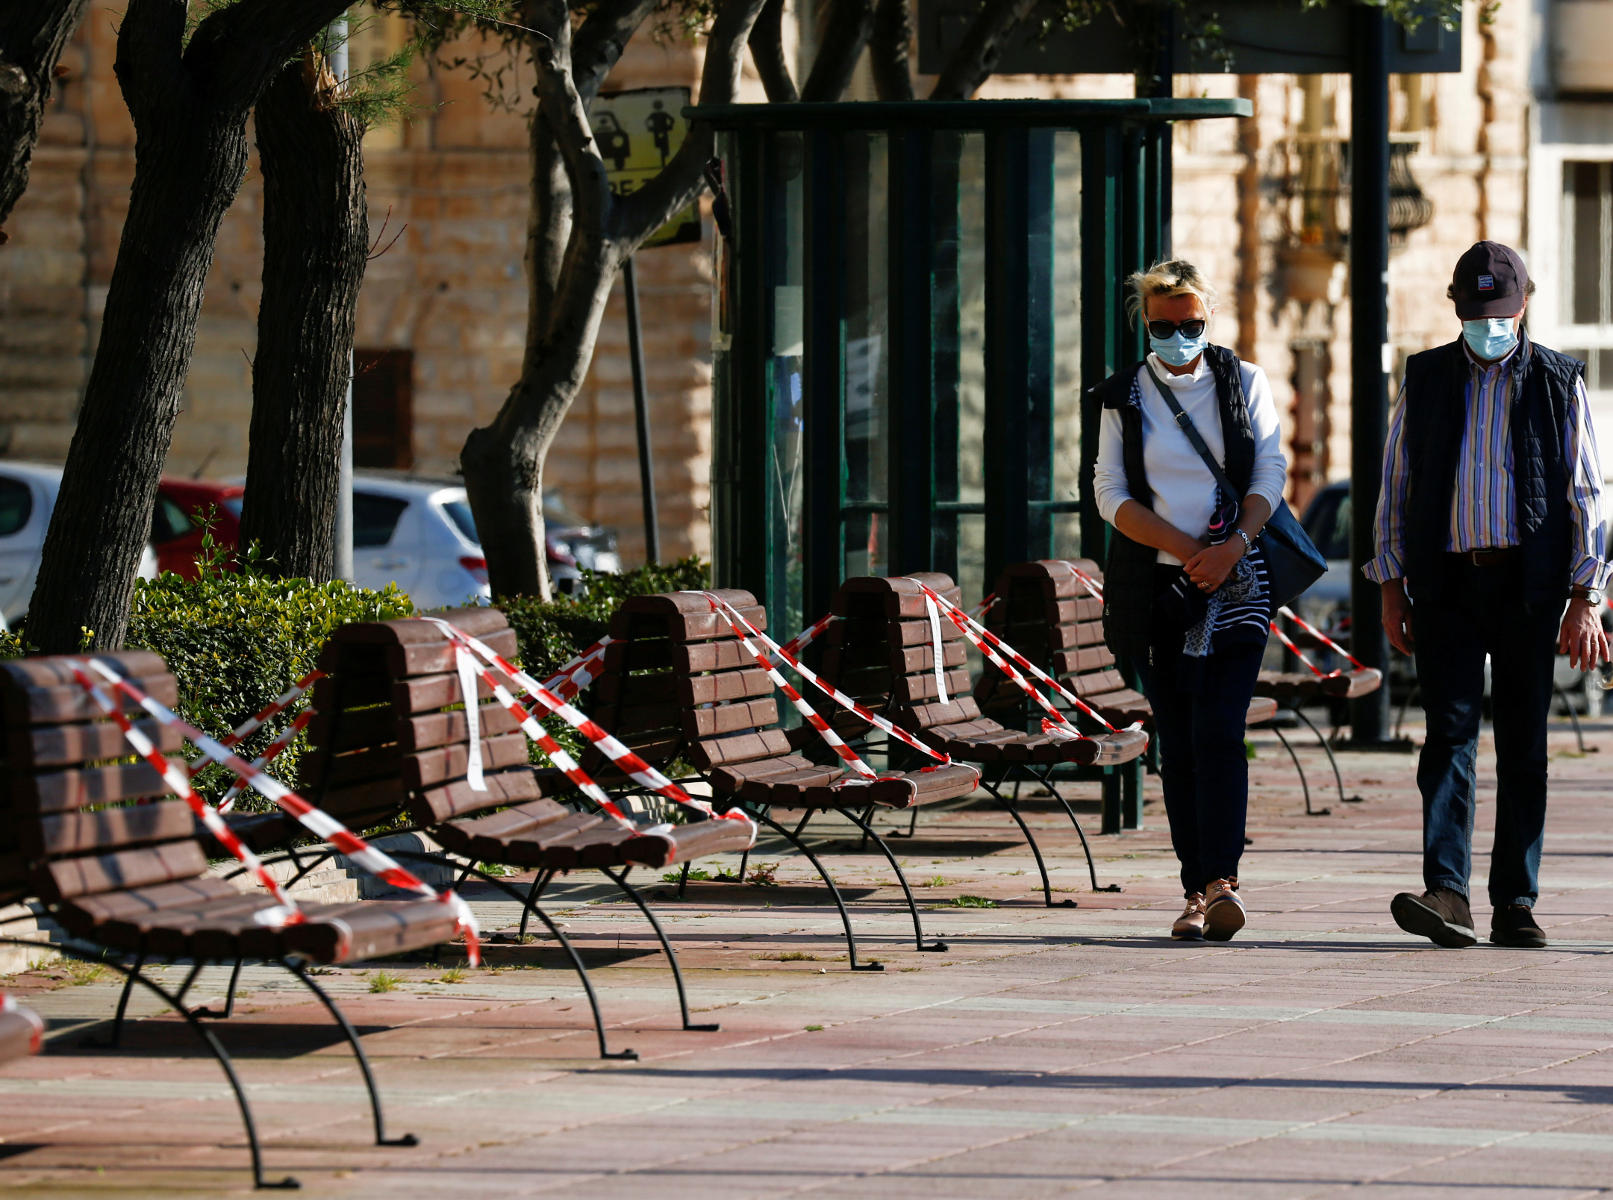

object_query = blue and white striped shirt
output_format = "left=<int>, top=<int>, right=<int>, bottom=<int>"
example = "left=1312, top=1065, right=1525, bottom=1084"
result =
left=1364, top=341, right=1610, bottom=590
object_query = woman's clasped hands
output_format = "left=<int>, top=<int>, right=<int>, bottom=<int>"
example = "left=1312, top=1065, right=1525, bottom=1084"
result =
left=1183, top=537, right=1246, bottom=594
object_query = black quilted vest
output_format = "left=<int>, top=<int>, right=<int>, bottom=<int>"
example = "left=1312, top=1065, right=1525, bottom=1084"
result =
left=1086, top=344, right=1255, bottom=659
left=1401, top=333, right=1581, bottom=605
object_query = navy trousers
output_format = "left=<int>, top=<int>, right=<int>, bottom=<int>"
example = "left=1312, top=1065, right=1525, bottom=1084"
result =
left=1411, top=558, right=1561, bottom=909
left=1136, top=633, right=1264, bottom=897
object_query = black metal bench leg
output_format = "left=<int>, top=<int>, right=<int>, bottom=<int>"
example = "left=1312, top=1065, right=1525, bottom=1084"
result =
left=1293, top=706, right=1359, bottom=804
left=516, top=869, right=551, bottom=941
left=92, top=950, right=144, bottom=1049
left=285, top=959, right=418, bottom=1148
left=191, top=955, right=247, bottom=1019
left=1, top=936, right=294, bottom=1190
left=841, top=806, right=947, bottom=952
left=749, top=808, right=882, bottom=971
left=601, top=866, right=719, bottom=1032
left=1028, top=764, right=1120, bottom=893
left=390, top=852, right=636, bottom=1061
left=1555, top=683, right=1590, bottom=754
left=1271, top=718, right=1324, bottom=816
left=980, top=775, right=1060, bottom=907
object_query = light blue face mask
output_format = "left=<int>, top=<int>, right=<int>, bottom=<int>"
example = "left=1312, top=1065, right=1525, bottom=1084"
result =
left=1149, top=330, right=1209, bottom=367
left=1462, top=317, right=1518, bottom=361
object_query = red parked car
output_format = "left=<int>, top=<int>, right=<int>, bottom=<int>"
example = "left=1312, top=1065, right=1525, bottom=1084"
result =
left=152, top=478, right=244, bottom=578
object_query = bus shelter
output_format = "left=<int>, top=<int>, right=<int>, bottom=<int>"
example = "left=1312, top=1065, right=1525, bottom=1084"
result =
left=696, top=98, right=1249, bottom=640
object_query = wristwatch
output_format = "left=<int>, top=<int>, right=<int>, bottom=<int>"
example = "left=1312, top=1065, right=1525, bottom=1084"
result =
left=1570, top=586, right=1604, bottom=606
left=1233, top=528, right=1254, bottom=556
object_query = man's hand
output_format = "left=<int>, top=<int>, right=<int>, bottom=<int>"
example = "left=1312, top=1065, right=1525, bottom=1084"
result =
left=1381, top=578, right=1415, bottom=656
left=1559, top=598, right=1610, bottom=672
left=1183, top=540, right=1244, bottom=594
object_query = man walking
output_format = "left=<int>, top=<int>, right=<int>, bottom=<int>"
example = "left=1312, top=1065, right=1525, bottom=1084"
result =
left=1364, top=241, right=1610, bottom=949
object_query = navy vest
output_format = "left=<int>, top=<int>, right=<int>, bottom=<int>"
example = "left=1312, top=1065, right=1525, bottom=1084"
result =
left=1086, top=345, right=1255, bottom=658
left=1400, top=333, right=1582, bottom=605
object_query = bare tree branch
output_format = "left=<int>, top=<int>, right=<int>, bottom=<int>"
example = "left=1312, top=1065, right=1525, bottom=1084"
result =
left=612, top=0, right=769, bottom=249
left=572, top=0, right=658, bottom=105
left=928, top=0, right=1041, bottom=100
left=525, top=0, right=611, bottom=257
left=747, top=0, right=798, bottom=103
left=801, top=0, right=873, bottom=102
left=869, top=0, right=913, bottom=101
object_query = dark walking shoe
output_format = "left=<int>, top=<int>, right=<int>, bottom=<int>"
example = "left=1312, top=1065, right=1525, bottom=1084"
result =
left=1203, top=877, right=1246, bottom=942
left=1490, top=904, right=1547, bottom=948
left=1391, top=887, right=1477, bottom=948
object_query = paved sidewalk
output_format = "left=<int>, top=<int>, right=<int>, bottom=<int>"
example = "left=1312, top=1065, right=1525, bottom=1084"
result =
left=4, top=714, right=1613, bottom=1197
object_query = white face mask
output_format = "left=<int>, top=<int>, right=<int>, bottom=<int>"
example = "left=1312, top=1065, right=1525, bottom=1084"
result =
left=1462, top=317, right=1518, bottom=360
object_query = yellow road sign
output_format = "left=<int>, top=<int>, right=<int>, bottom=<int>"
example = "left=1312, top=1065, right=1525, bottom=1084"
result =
left=594, top=86, right=701, bottom=249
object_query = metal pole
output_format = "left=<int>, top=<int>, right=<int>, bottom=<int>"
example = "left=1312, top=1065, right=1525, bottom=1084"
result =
left=331, top=18, right=355, bottom=582
left=1348, top=1, right=1392, bottom=744
left=624, top=256, right=661, bottom=564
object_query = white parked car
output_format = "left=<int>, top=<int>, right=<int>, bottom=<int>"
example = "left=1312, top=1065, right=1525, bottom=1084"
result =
left=352, top=475, right=492, bottom=610
left=0, top=461, right=157, bottom=625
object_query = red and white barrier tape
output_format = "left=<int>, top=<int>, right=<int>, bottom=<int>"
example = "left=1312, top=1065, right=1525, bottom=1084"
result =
left=1268, top=620, right=1330, bottom=680
left=72, top=662, right=303, bottom=928
left=216, top=709, right=318, bottom=813
left=417, top=618, right=757, bottom=849
left=1276, top=605, right=1368, bottom=670
left=1067, top=566, right=1107, bottom=604
left=531, top=636, right=615, bottom=705
left=922, top=593, right=950, bottom=705
left=0, top=994, right=43, bottom=1055
left=201, top=671, right=324, bottom=766
left=911, top=580, right=1137, bottom=737
left=968, top=593, right=999, bottom=622
left=691, top=592, right=969, bottom=783
left=911, top=580, right=1144, bottom=742
left=77, top=659, right=481, bottom=964
left=779, top=611, right=834, bottom=660
left=691, top=596, right=893, bottom=787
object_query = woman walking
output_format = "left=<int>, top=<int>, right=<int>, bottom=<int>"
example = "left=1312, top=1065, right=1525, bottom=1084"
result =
left=1090, top=260, right=1290, bottom=942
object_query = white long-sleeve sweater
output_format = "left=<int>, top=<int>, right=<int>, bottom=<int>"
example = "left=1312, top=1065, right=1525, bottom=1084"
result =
left=1093, top=353, right=1289, bottom=566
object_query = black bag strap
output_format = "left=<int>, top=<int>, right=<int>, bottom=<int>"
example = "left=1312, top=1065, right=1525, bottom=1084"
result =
left=1141, top=359, right=1243, bottom=504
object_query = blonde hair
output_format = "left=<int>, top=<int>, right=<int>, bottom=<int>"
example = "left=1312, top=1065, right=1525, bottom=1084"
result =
left=1124, top=259, right=1218, bottom=327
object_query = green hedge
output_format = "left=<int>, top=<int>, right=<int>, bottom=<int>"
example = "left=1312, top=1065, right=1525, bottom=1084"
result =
left=1, top=555, right=712, bottom=807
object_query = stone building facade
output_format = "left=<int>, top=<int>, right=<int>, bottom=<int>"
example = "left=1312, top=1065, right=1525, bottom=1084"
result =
left=1, top=0, right=1607, bottom=568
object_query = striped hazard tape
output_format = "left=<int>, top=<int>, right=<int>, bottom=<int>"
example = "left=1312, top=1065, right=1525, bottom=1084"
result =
left=0, top=994, right=43, bottom=1056
left=74, top=658, right=482, bottom=964
left=690, top=592, right=976, bottom=787
left=417, top=618, right=758, bottom=850
left=1276, top=605, right=1369, bottom=671
left=690, top=595, right=897, bottom=789
left=921, top=581, right=1144, bottom=739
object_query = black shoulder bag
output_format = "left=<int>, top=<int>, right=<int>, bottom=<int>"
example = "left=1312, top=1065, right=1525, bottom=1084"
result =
left=1142, top=362, right=1326, bottom=610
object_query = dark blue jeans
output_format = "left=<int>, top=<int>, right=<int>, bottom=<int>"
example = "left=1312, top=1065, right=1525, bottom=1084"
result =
left=1411, top=559, right=1561, bottom=909
left=1135, top=635, right=1265, bottom=897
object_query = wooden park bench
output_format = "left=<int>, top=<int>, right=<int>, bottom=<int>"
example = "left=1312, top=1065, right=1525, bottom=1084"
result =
left=976, top=559, right=1283, bottom=832
left=819, top=573, right=1148, bottom=905
left=586, top=589, right=982, bottom=970
left=261, top=607, right=759, bottom=1058
left=0, top=650, right=464, bottom=1188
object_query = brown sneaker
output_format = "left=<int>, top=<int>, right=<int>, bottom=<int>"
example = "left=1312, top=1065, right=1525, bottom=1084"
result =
left=1171, top=893, right=1207, bottom=940
left=1203, top=877, right=1246, bottom=941
left=1390, top=887, right=1476, bottom=948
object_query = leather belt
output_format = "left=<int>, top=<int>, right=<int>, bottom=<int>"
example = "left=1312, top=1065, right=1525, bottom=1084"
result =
left=1448, top=547, right=1520, bottom=567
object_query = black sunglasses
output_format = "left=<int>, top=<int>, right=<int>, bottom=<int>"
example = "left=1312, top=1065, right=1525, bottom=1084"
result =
left=1146, top=318, right=1207, bottom=339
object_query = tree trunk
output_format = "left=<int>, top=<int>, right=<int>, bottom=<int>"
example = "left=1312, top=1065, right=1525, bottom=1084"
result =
left=239, top=53, right=367, bottom=582
left=25, top=0, right=352, bottom=652
left=0, top=0, right=88, bottom=234
left=463, top=245, right=620, bottom=600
